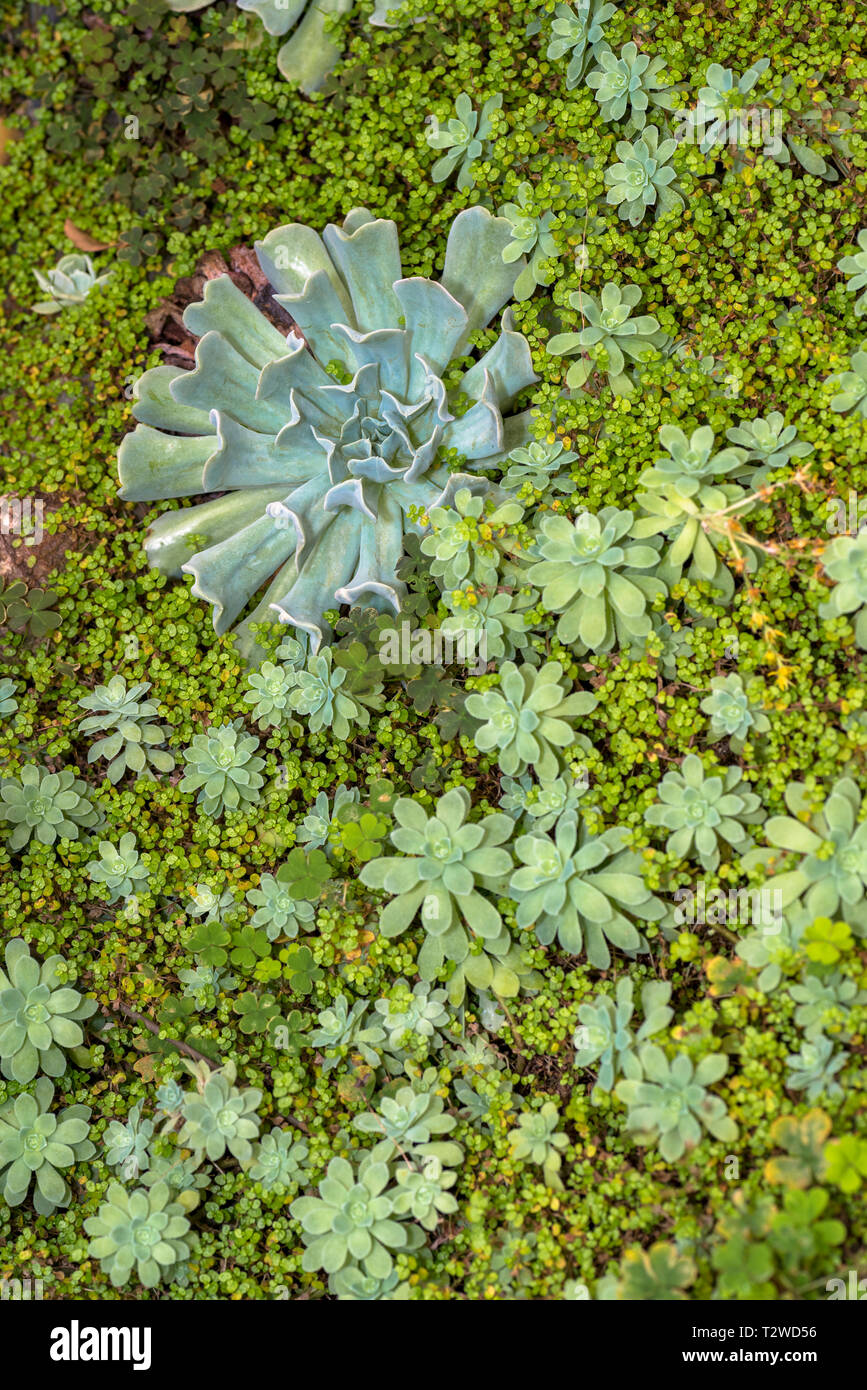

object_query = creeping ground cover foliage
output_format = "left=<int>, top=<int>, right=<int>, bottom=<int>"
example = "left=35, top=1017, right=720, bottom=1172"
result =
left=0, top=0, right=867, bottom=1305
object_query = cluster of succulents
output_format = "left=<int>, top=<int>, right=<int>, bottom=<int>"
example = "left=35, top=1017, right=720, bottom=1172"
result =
left=7, top=0, right=866, bottom=1311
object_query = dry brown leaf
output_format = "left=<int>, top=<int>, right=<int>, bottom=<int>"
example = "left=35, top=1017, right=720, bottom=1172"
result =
left=63, top=218, right=114, bottom=252
left=133, top=1054, right=156, bottom=1083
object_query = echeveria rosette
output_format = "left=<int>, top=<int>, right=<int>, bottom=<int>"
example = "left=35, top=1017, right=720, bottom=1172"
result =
left=420, top=486, right=524, bottom=591
left=643, top=753, right=764, bottom=872
left=542, top=0, right=616, bottom=89
left=465, top=661, right=597, bottom=781
left=177, top=1066, right=263, bottom=1162
left=725, top=412, right=813, bottom=484
left=425, top=92, right=502, bottom=191
left=604, top=128, right=684, bottom=227
left=573, top=977, right=673, bottom=1098
left=291, top=1148, right=425, bottom=1279
left=630, top=476, right=754, bottom=605
left=248, top=1128, right=310, bottom=1192
left=85, top=1181, right=193, bottom=1290
left=86, top=832, right=151, bottom=904
left=509, top=1101, right=569, bottom=1189
left=354, top=1083, right=461, bottom=1166
left=700, top=673, right=770, bottom=752
left=78, top=676, right=175, bottom=783
left=788, top=971, right=863, bottom=1039
left=103, top=1102, right=154, bottom=1179
left=500, top=436, right=578, bottom=495
left=179, top=719, right=265, bottom=819
left=0, top=1077, right=94, bottom=1217
left=243, top=659, right=298, bottom=730
left=0, top=938, right=96, bottom=1084
left=0, top=764, right=99, bottom=851
left=741, top=777, right=867, bottom=934
left=246, top=872, right=315, bottom=940
left=527, top=507, right=666, bottom=653
left=441, top=585, right=536, bottom=662
left=297, top=783, right=359, bottom=849
left=500, top=770, right=590, bottom=833
left=392, top=1160, right=459, bottom=1231
left=641, top=424, right=749, bottom=495
left=825, top=344, right=867, bottom=417
left=820, top=531, right=867, bottom=648
left=360, top=787, right=520, bottom=1001
left=510, top=811, right=665, bottom=969
left=837, top=229, right=867, bottom=317
left=374, top=979, right=451, bottom=1055
left=119, top=207, right=537, bottom=657
left=615, top=1045, right=738, bottom=1161
left=784, top=1035, right=847, bottom=1102
left=309, top=995, right=385, bottom=1069
left=499, top=182, right=560, bottom=300
left=586, top=42, right=677, bottom=132
left=547, top=281, right=670, bottom=397
left=0, top=678, right=18, bottom=718
left=288, top=645, right=380, bottom=739
left=679, top=59, right=771, bottom=153
left=32, top=253, right=113, bottom=314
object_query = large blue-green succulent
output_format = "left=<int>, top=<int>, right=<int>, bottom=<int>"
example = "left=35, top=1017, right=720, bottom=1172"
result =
left=119, top=208, right=536, bottom=657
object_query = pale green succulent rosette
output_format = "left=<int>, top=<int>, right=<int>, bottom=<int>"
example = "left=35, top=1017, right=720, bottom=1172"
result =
left=0, top=1077, right=94, bottom=1216
left=742, top=776, right=867, bottom=933
left=119, top=206, right=536, bottom=658
left=0, top=938, right=97, bottom=1084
